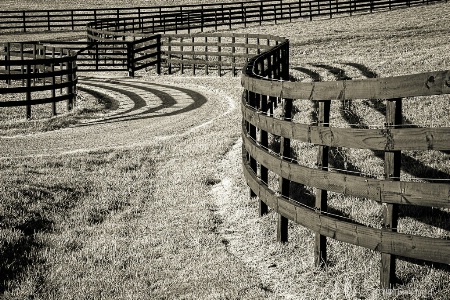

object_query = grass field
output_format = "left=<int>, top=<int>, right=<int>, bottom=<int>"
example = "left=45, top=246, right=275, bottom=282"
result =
left=1, top=1, right=449, bottom=299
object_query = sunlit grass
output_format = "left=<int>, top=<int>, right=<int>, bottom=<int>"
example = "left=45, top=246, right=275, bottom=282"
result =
left=0, top=1, right=449, bottom=299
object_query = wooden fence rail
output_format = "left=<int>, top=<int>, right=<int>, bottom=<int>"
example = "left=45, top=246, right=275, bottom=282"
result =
left=0, top=43, right=77, bottom=119
left=0, top=0, right=446, bottom=33
left=241, top=37, right=450, bottom=288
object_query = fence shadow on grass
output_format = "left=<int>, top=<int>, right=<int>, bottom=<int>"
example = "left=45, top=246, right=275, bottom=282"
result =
left=76, top=79, right=208, bottom=126
left=298, top=63, right=450, bottom=232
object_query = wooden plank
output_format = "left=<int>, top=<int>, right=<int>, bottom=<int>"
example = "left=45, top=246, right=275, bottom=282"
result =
left=243, top=161, right=450, bottom=265
left=242, top=130, right=450, bottom=208
left=242, top=102, right=450, bottom=150
left=242, top=70, right=450, bottom=100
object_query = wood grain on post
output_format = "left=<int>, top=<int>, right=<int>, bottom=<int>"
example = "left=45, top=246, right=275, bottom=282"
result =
left=315, top=100, right=330, bottom=267
left=278, top=90, right=292, bottom=243
left=381, top=98, right=402, bottom=288
left=248, top=89, right=258, bottom=199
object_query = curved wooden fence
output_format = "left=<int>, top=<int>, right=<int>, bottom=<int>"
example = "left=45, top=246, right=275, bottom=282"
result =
left=0, top=43, right=77, bottom=119
left=241, top=38, right=450, bottom=288
left=0, top=0, right=448, bottom=289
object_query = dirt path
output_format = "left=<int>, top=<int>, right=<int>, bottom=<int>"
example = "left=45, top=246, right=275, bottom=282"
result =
left=0, top=75, right=236, bottom=159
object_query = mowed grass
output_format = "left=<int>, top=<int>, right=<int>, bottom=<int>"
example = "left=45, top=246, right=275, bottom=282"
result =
left=1, top=2, right=450, bottom=300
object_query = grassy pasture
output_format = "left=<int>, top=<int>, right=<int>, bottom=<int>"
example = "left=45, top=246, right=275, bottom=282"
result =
left=1, top=1, right=450, bottom=299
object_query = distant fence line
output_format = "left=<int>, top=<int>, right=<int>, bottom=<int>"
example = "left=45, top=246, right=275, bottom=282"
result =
left=0, top=0, right=446, bottom=34
left=241, top=37, right=450, bottom=288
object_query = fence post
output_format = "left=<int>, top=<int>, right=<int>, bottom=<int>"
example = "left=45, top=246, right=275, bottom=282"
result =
left=299, top=0, right=302, bottom=18
left=381, top=97, right=402, bottom=288
left=232, top=36, right=236, bottom=76
left=258, top=58, right=269, bottom=215
left=274, top=3, right=277, bottom=24
left=71, top=11, right=74, bottom=31
left=315, top=100, right=330, bottom=267
left=26, top=64, right=31, bottom=119
left=205, top=36, right=209, bottom=75
left=309, top=1, right=313, bottom=21
left=259, top=1, right=263, bottom=25
left=47, top=11, right=51, bottom=31
left=329, top=0, right=333, bottom=18
left=22, top=11, right=27, bottom=32
left=51, top=48, right=56, bottom=116
left=218, top=36, right=222, bottom=77
left=66, top=61, right=74, bottom=111
left=247, top=90, right=258, bottom=199
left=278, top=95, right=292, bottom=243
left=201, top=5, right=205, bottom=31
left=181, top=37, right=184, bottom=74
left=5, top=43, right=11, bottom=85
left=157, top=35, right=161, bottom=75
left=192, top=36, right=196, bottom=75
left=168, top=36, right=172, bottom=75
left=127, top=42, right=135, bottom=77
left=275, top=48, right=291, bottom=243
left=242, top=3, right=247, bottom=27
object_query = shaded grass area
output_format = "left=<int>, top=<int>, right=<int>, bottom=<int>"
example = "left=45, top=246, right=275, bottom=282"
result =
left=0, top=149, right=156, bottom=295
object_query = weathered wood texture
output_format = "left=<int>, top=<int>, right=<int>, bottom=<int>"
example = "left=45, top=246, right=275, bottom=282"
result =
left=241, top=34, right=450, bottom=288
left=242, top=156, right=450, bottom=265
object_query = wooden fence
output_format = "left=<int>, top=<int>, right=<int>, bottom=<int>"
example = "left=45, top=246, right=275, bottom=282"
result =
left=241, top=37, right=450, bottom=288
left=161, top=33, right=285, bottom=77
left=0, top=0, right=448, bottom=289
left=0, top=43, right=77, bottom=119
left=0, top=0, right=446, bottom=33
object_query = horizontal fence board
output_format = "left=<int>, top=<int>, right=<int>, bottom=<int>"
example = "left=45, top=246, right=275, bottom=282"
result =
left=242, top=100, right=450, bottom=151
left=242, top=70, right=450, bottom=100
left=243, top=129, right=450, bottom=208
left=243, top=157, right=450, bottom=264
left=243, top=156, right=450, bottom=264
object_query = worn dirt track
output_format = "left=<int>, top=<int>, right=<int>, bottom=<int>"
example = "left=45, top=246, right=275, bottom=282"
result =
left=0, top=75, right=237, bottom=159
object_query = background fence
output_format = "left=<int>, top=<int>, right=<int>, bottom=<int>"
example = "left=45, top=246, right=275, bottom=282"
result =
left=241, top=37, right=450, bottom=288
left=0, top=43, right=77, bottom=119
left=0, top=0, right=446, bottom=33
